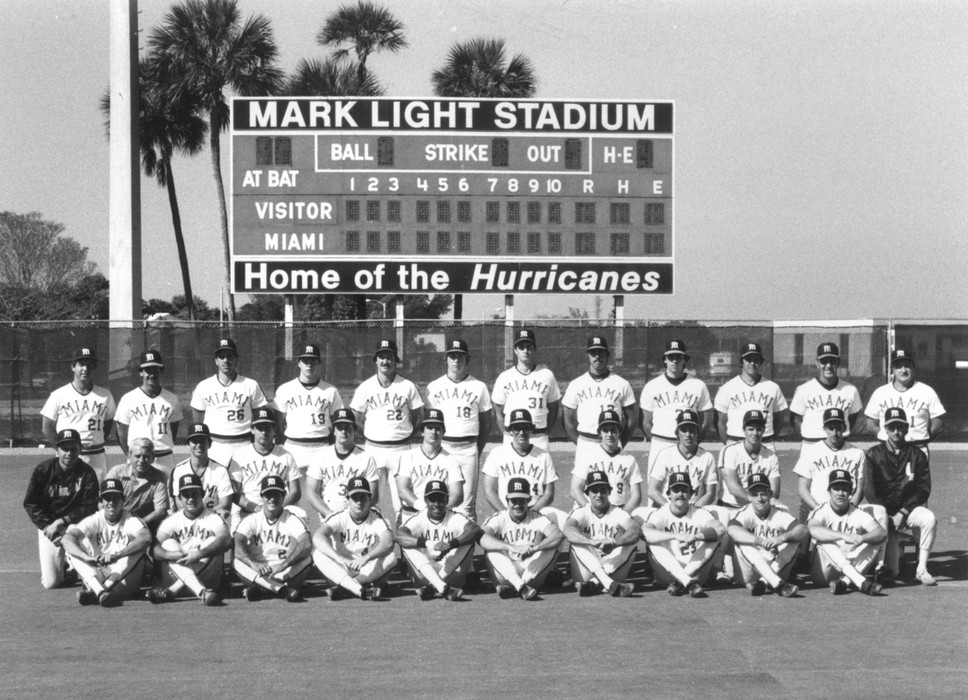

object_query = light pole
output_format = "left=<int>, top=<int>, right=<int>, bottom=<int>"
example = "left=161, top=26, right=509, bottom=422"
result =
left=365, top=298, right=387, bottom=318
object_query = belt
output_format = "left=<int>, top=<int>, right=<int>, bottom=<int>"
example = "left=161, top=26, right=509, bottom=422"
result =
left=365, top=437, right=411, bottom=446
left=154, top=449, right=173, bottom=457
left=210, top=433, right=250, bottom=442
left=505, top=427, right=549, bottom=434
left=82, top=445, right=104, bottom=455
left=443, top=435, right=477, bottom=444
left=578, top=432, right=599, bottom=441
left=726, top=435, right=775, bottom=442
left=286, top=436, right=330, bottom=444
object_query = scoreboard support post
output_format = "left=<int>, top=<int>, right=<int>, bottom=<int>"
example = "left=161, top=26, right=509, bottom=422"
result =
left=613, top=295, right=625, bottom=364
left=504, top=295, right=515, bottom=367
left=395, top=298, right=405, bottom=356
left=284, top=295, right=294, bottom=360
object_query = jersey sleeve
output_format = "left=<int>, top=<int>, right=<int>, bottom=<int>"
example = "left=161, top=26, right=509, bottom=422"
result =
left=541, top=452, right=558, bottom=485
left=788, top=384, right=806, bottom=415
left=169, top=393, right=184, bottom=422
left=40, top=392, right=59, bottom=421
left=408, top=381, right=425, bottom=410
left=478, top=383, right=493, bottom=412
left=847, top=386, right=863, bottom=415
left=697, top=382, right=713, bottom=411
left=251, top=381, right=269, bottom=409
left=561, top=381, right=579, bottom=410
left=792, top=454, right=812, bottom=480
left=104, top=391, right=117, bottom=420
left=546, top=372, right=561, bottom=402
left=114, top=393, right=133, bottom=425
left=349, top=383, right=366, bottom=413
left=628, top=458, right=644, bottom=485
left=190, top=381, right=206, bottom=412
left=491, top=375, right=507, bottom=405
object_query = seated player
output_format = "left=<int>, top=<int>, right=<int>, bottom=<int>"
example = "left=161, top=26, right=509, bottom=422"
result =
left=233, top=475, right=313, bottom=603
left=562, top=470, right=640, bottom=597
left=312, top=477, right=397, bottom=601
left=479, top=477, right=564, bottom=600
left=150, top=473, right=232, bottom=606
left=570, top=410, right=643, bottom=514
left=807, top=469, right=887, bottom=596
left=60, top=477, right=152, bottom=606
left=641, top=472, right=726, bottom=597
left=726, top=474, right=806, bottom=597
left=395, top=480, right=483, bottom=601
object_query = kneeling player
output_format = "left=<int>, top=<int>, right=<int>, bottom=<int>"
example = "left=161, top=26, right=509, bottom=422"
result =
left=642, top=472, right=726, bottom=597
left=396, top=480, right=483, bottom=601
left=807, top=469, right=887, bottom=596
left=727, top=474, right=806, bottom=597
left=480, top=477, right=564, bottom=600
left=61, top=478, right=151, bottom=606
left=150, top=473, right=232, bottom=605
left=563, top=471, right=639, bottom=597
left=234, top=475, right=313, bottom=603
left=312, top=477, right=397, bottom=601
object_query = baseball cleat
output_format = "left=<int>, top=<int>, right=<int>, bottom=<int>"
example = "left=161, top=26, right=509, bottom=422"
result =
left=242, top=586, right=262, bottom=602
left=443, top=585, right=463, bottom=601
left=576, top=581, right=596, bottom=597
left=874, top=567, right=896, bottom=587
left=715, top=571, right=734, bottom=588
left=746, top=581, right=767, bottom=597
left=285, top=587, right=304, bottom=603
left=495, top=584, right=516, bottom=599
left=667, top=581, right=687, bottom=597
left=860, top=579, right=883, bottom=597
left=147, top=586, right=174, bottom=604
left=686, top=580, right=705, bottom=598
left=615, top=582, right=634, bottom=598
left=201, top=588, right=221, bottom=606
left=326, top=586, right=346, bottom=601
left=365, top=585, right=383, bottom=601
left=76, top=588, right=98, bottom=606
left=519, top=585, right=538, bottom=601
left=778, top=582, right=799, bottom=598
left=915, top=569, right=937, bottom=586
left=416, top=585, right=435, bottom=601
left=98, top=590, right=121, bottom=607
left=829, top=579, right=848, bottom=595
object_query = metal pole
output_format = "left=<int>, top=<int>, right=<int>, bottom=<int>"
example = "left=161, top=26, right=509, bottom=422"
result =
left=613, top=295, right=625, bottom=364
left=504, top=294, right=515, bottom=367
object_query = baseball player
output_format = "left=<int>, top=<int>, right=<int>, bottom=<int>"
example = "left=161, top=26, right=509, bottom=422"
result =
left=641, top=472, right=726, bottom=597
left=794, top=407, right=870, bottom=518
left=396, top=480, right=483, bottom=601
left=479, top=477, right=565, bottom=600
left=638, top=339, right=713, bottom=470
left=789, top=342, right=863, bottom=450
left=114, top=349, right=183, bottom=473
left=271, top=342, right=345, bottom=473
left=150, top=473, right=232, bottom=605
left=864, top=348, right=945, bottom=455
left=60, top=477, right=152, bottom=606
left=395, top=408, right=464, bottom=522
left=562, top=336, right=636, bottom=466
left=713, top=342, right=788, bottom=445
left=349, top=339, right=425, bottom=517
left=169, top=423, right=234, bottom=520
left=41, top=347, right=116, bottom=479
left=23, top=428, right=99, bottom=589
left=491, top=328, right=561, bottom=451
left=562, top=471, right=640, bottom=597
left=190, top=337, right=269, bottom=466
left=304, top=409, right=380, bottom=520
left=233, top=475, right=313, bottom=602
left=863, top=407, right=938, bottom=586
left=424, top=338, right=493, bottom=520
left=312, top=476, right=398, bottom=601
left=807, top=469, right=887, bottom=595
left=726, top=473, right=806, bottom=597
left=570, top=409, right=643, bottom=513
left=105, top=438, right=170, bottom=533
left=228, top=408, right=303, bottom=532
left=645, top=410, right=717, bottom=508
left=717, top=409, right=782, bottom=510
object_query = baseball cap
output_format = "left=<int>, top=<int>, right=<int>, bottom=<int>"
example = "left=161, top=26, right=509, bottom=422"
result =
left=514, top=329, right=537, bottom=347
left=584, top=470, right=611, bottom=492
left=508, top=408, right=535, bottom=430
left=177, top=473, right=204, bottom=494
left=676, top=409, right=701, bottom=430
left=664, top=339, right=689, bottom=358
left=73, top=347, right=97, bottom=363
left=883, top=407, right=909, bottom=426
left=139, top=349, right=164, bottom=368
left=891, top=349, right=914, bottom=366
left=667, top=472, right=693, bottom=491
left=741, top=342, right=763, bottom=359
left=424, top=480, right=448, bottom=498
left=99, top=478, right=124, bottom=498
left=445, top=339, right=469, bottom=355
left=421, top=408, right=446, bottom=428
left=252, top=407, right=276, bottom=427
left=55, top=429, right=81, bottom=447
left=332, top=408, right=356, bottom=427
left=346, top=476, right=371, bottom=497
left=215, top=338, right=238, bottom=356
left=817, top=342, right=840, bottom=361
left=587, top=336, right=609, bottom=352
left=260, top=474, right=287, bottom=496
left=822, top=407, right=847, bottom=426
left=373, top=338, right=399, bottom=360
left=187, top=423, right=211, bottom=440
left=743, top=409, right=767, bottom=427
left=506, top=477, right=531, bottom=500
left=828, top=469, right=853, bottom=488
left=746, top=473, right=771, bottom=491
left=598, top=409, right=622, bottom=430
left=298, top=343, right=321, bottom=360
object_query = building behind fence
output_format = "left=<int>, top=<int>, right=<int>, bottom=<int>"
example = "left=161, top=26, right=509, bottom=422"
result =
left=2, top=320, right=966, bottom=446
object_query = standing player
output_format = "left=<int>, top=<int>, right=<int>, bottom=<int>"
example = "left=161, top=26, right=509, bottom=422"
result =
left=563, top=471, right=639, bottom=597
left=646, top=410, right=717, bottom=508
left=191, top=338, right=268, bottom=466
left=60, top=477, right=152, bottom=606
left=717, top=410, right=782, bottom=510
left=425, top=338, right=493, bottom=519
left=115, top=349, right=183, bottom=473
left=233, top=475, right=313, bottom=602
left=395, top=409, right=464, bottom=521
left=41, top=347, right=116, bottom=479
left=789, top=342, right=863, bottom=450
left=105, top=438, right=170, bottom=533
left=169, top=423, right=234, bottom=520
left=350, top=339, right=425, bottom=516
left=23, top=429, right=99, bottom=589
left=491, top=329, right=561, bottom=451
left=562, top=336, right=637, bottom=466
left=570, top=410, right=643, bottom=513
left=312, top=477, right=398, bottom=601
left=638, top=340, right=713, bottom=471
left=271, top=342, right=344, bottom=474
left=713, top=342, right=788, bottom=445
left=304, top=409, right=380, bottom=520
left=479, top=477, right=564, bottom=600
left=864, top=349, right=946, bottom=454
left=395, top=480, right=483, bottom=601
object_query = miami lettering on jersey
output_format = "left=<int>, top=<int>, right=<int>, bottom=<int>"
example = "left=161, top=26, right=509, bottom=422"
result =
left=96, top=526, right=136, bottom=550
left=502, top=525, right=543, bottom=546
left=498, top=377, right=553, bottom=395
left=124, top=402, right=174, bottom=420
left=807, top=452, right=861, bottom=475
left=429, top=384, right=483, bottom=407
left=664, top=519, right=703, bottom=537
left=198, top=390, right=250, bottom=408
left=801, top=393, right=854, bottom=412
left=652, top=388, right=702, bottom=408
left=582, top=520, right=624, bottom=540
left=496, top=460, right=549, bottom=480
left=722, top=388, right=777, bottom=410
left=318, top=459, right=365, bottom=483
left=236, top=457, right=291, bottom=481
left=249, top=527, right=293, bottom=548
left=570, top=384, right=625, bottom=404
left=171, top=521, right=219, bottom=543
left=54, top=397, right=109, bottom=418
left=362, top=391, right=411, bottom=411
left=281, top=393, right=335, bottom=412
left=406, top=460, right=453, bottom=482
left=588, top=457, right=634, bottom=481
left=339, top=529, right=379, bottom=549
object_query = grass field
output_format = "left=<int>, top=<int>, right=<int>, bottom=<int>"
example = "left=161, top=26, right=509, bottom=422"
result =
left=3, top=444, right=967, bottom=699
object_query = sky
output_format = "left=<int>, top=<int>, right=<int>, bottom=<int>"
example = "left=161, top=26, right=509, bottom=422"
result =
left=2, top=0, right=966, bottom=321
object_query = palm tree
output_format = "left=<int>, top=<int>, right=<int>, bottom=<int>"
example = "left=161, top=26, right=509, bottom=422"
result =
left=149, top=0, right=282, bottom=323
left=100, top=56, right=207, bottom=322
left=431, top=37, right=537, bottom=98
left=317, top=1, right=408, bottom=87
left=282, top=57, right=383, bottom=97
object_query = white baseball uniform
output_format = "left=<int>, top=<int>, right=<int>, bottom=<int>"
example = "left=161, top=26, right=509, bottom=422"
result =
left=713, top=376, right=788, bottom=440
left=396, top=446, right=464, bottom=513
left=481, top=443, right=558, bottom=505
left=646, top=503, right=722, bottom=585
left=808, top=502, right=883, bottom=584
left=717, top=442, right=781, bottom=508
left=66, top=509, right=150, bottom=599
left=562, top=371, right=636, bottom=462
left=639, top=374, right=712, bottom=466
left=793, top=441, right=865, bottom=506
left=649, top=445, right=717, bottom=502
left=304, top=445, right=379, bottom=515
left=169, top=458, right=234, bottom=513
left=228, top=444, right=301, bottom=529
left=572, top=445, right=643, bottom=508
left=235, top=508, right=309, bottom=565
left=729, top=503, right=800, bottom=586
left=190, top=374, right=268, bottom=464
left=115, top=386, right=183, bottom=467
left=41, top=383, right=116, bottom=478
left=567, top=503, right=638, bottom=584
left=319, top=507, right=394, bottom=559
left=272, top=377, right=344, bottom=469
left=482, top=508, right=560, bottom=588
left=789, top=378, right=862, bottom=440
left=492, top=366, right=561, bottom=449
left=156, top=506, right=229, bottom=594
left=400, top=508, right=476, bottom=587
left=864, top=381, right=945, bottom=443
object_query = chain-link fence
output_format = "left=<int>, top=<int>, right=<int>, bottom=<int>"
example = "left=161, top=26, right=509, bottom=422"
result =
left=2, top=320, right=965, bottom=445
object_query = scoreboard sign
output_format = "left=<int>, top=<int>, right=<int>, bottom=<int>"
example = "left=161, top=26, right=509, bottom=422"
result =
left=230, top=98, right=673, bottom=295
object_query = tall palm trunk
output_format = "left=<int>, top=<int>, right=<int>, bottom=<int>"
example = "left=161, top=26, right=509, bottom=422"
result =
left=161, top=153, right=196, bottom=322
left=209, top=106, right=235, bottom=323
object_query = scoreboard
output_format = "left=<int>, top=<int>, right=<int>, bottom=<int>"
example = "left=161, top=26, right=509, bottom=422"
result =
left=230, top=98, right=674, bottom=295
